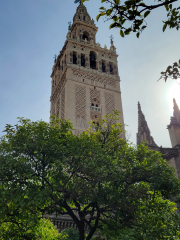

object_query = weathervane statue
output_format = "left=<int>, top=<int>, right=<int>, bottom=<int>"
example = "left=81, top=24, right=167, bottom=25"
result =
left=74, top=0, right=82, bottom=4
left=110, top=35, right=114, bottom=45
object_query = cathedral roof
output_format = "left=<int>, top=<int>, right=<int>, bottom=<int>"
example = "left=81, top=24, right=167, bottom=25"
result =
left=137, top=102, right=158, bottom=147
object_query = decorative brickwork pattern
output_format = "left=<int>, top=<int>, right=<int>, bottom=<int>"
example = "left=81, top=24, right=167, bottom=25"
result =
left=61, top=88, right=65, bottom=120
left=75, top=85, right=86, bottom=118
left=51, top=106, right=55, bottom=116
left=90, top=89, right=100, bottom=103
left=73, top=71, right=115, bottom=88
left=56, top=97, right=60, bottom=117
left=105, top=92, right=115, bottom=115
left=51, top=74, right=66, bottom=119
left=51, top=98, right=56, bottom=116
left=52, top=76, right=66, bottom=97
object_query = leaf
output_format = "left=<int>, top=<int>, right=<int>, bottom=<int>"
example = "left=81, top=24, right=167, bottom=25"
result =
left=112, top=15, right=119, bottom=21
left=136, top=32, right=140, bottom=38
left=141, top=25, right=147, bottom=30
left=96, top=12, right=106, bottom=21
left=106, top=8, right=113, bottom=16
left=110, top=22, right=118, bottom=29
left=96, top=14, right=101, bottom=21
left=144, top=11, right=150, bottom=18
left=120, top=30, right=124, bottom=37
left=163, top=24, right=167, bottom=32
left=165, top=4, right=169, bottom=11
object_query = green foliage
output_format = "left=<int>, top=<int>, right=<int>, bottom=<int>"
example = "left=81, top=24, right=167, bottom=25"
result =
left=62, top=227, right=79, bottom=240
left=159, top=60, right=180, bottom=82
left=34, top=219, right=67, bottom=240
left=0, top=113, right=180, bottom=240
left=81, top=0, right=180, bottom=81
left=102, top=194, right=180, bottom=240
left=82, top=0, right=180, bottom=38
left=0, top=218, right=66, bottom=240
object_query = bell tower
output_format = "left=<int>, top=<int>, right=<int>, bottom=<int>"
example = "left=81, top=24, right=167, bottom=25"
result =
left=50, top=2, right=124, bottom=133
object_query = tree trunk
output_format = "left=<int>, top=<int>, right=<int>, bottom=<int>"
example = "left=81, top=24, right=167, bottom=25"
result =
left=78, top=221, right=85, bottom=240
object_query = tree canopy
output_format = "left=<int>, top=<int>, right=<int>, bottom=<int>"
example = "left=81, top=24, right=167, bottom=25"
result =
left=0, top=114, right=180, bottom=240
left=81, top=0, right=180, bottom=82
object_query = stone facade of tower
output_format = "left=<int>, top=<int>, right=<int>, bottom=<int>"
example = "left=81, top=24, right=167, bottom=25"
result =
left=50, top=3, right=124, bottom=133
left=137, top=99, right=180, bottom=177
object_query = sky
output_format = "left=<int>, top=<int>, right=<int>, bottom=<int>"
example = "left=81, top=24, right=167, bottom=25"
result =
left=0, top=0, right=180, bottom=147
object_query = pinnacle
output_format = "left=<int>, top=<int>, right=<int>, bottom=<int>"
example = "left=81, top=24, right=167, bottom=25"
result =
left=173, top=98, right=180, bottom=123
left=173, top=98, right=179, bottom=109
left=137, top=102, right=158, bottom=147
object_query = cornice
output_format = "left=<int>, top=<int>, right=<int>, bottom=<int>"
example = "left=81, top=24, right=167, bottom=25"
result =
left=66, top=37, right=118, bottom=56
left=71, top=20, right=98, bottom=32
left=68, top=63, right=120, bottom=81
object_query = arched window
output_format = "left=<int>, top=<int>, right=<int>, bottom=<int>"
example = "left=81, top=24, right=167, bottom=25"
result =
left=81, top=53, right=85, bottom=67
left=73, top=52, right=77, bottom=64
left=83, top=31, right=89, bottom=40
left=102, top=61, right=106, bottom=72
left=90, top=98, right=101, bottom=112
left=110, top=62, right=114, bottom=74
left=90, top=51, right=96, bottom=69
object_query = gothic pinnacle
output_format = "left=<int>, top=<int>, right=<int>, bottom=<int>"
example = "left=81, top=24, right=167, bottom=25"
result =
left=173, top=98, right=180, bottom=122
left=173, top=98, right=179, bottom=110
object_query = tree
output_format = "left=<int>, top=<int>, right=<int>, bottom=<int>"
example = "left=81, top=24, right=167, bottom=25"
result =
left=102, top=193, right=180, bottom=240
left=81, top=0, right=180, bottom=82
left=0, top=114, right=180, bottom=240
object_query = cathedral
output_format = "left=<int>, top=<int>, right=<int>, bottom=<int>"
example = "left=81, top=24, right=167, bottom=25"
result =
left=49, top=2, right=180, bottom=231
left=137, top=99, right=180, bottom=177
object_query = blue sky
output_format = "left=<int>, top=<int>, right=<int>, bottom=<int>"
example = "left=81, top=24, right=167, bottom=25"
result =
left=0, top=0, right=180, bottom=147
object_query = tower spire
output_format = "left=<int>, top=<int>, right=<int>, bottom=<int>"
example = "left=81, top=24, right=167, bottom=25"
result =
left=168, top=98, right=180, bottom=128
left=168, top=99, right=180, bottom=147
left=173, top=98, right=180, bottom=123
left=72, top=1, right=96, bottom=26
left=137, top=102, right=158, bottom=147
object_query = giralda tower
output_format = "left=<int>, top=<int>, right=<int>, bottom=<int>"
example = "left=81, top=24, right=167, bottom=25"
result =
left=50, top=2, right=124, bottom=133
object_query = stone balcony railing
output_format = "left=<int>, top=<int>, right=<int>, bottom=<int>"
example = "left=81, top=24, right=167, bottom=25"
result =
left=90, top=106, right=101, bottom=112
